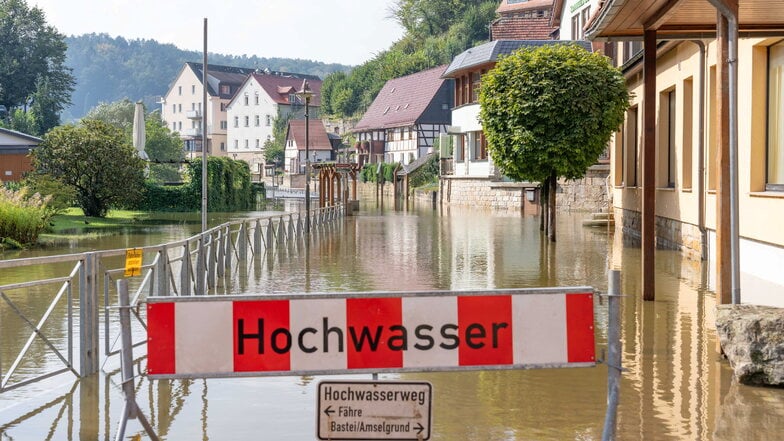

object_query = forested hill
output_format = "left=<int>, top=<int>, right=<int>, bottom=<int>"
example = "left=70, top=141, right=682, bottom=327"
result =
left=322, top=0, right=500, bottom=119
left=63, top=33, right=351, bottom=121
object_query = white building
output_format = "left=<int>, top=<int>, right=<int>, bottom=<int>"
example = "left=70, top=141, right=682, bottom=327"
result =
left=226, top=72, right=321, bottom=179
left=161, top=62, right=254, bottom=158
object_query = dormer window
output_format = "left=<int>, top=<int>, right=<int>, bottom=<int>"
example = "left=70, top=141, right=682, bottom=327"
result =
left=220, top=84, right=231, bottom=95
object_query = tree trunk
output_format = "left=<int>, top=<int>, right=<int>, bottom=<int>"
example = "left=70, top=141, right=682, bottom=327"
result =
left=548, top=173, right=557, bottom=242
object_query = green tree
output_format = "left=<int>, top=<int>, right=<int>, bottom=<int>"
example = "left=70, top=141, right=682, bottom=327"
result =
left=263, top=111, right=293, bottom=168
left=32, top=119, right=145, bottom=217
left=145, top=112, right=185, bottom=182
left=479, top=44, right=629, bottom=241
left=0, top=0, right=74, bottom=132
left=83, top=98, right=136, bottom=130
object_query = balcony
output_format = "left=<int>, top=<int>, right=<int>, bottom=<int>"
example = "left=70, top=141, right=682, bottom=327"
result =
left=183, top=128, right=202, bottom=138
left=185, top=110, right=201, bottom=120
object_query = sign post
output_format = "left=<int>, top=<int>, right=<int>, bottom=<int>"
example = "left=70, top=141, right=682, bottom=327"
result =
left=317, top=381, right=432, bottom=440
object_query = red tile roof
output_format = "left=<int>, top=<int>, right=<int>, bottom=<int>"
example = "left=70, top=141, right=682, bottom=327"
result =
left=228, top=73, right=322, bottom=108
left=491, top=16, right=558, bottom=40
left=353, top=65, right=449, bottom=131
left=496, top=0, right=554, bottom=14
left=286, top=120, right=333, bottom=151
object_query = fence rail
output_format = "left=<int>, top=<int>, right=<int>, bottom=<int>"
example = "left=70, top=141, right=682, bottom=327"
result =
left=0, top=205, right=344, bottom=392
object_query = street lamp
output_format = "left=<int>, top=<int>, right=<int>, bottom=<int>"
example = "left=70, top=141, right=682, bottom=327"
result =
left=296, top=79, right=314, bottom=237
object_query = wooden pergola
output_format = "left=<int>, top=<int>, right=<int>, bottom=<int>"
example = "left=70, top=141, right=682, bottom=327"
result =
left=314, top=163, right=360, bottom=211
left=586, top=0, right=784, bottom=303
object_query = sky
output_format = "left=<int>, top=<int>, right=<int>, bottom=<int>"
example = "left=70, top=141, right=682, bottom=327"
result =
left=29, top=0, right=406, bottom=66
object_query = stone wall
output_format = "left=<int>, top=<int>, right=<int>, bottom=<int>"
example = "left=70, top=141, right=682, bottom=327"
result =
left=441, top=177, right=540, bottom=215
left=614, top=207, right=705, bottom=261
left=556, top=164, right=610, bottom=213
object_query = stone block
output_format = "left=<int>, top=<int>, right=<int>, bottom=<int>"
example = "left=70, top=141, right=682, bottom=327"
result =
left=717, top=305, right=784, bottom=386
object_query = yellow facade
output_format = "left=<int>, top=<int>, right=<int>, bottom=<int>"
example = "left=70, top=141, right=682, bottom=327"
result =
left=612, top=38, right=784, bottom=305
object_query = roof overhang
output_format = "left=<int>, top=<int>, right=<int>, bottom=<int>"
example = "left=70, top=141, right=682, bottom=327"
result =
left=586, top=0, right=784, bottom=41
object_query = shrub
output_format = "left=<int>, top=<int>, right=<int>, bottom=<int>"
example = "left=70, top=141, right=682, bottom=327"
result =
left=0, top=184, right=55, bottom=245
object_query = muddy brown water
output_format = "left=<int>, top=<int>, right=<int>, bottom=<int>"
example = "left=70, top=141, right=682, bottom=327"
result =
left=1, top=201, right=782, bottom=440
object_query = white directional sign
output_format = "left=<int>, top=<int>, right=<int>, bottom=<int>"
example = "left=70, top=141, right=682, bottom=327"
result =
left=317, top=381, right=432, bottom=440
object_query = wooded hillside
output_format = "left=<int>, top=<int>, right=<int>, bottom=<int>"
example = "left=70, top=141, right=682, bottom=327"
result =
left=63, top=33, right=351, bottom=121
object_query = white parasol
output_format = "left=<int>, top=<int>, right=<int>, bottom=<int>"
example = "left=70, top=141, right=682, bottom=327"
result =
left=132, top=100, right=149, bottom=160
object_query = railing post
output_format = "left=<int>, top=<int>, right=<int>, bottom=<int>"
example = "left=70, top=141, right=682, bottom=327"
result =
left=254, top=220, right=262, bottom=253
left=79, top=252, right=100, bottom=376
left=180, top=243, right=191, bottom=297
left=195, top=233, right=206, bottom=295
left=155, top=245, right=169, bottom=297
left=207, top=232, right=216, bottom=288
left=266, top=219, right=274, bottom=249
left=224, top=226, right=232, bottom=271
left=602, top=270, right=622, bottom=441
left=296, top=213, right=303, bottom=238
left=217, top=229, right=225, bottom=278
left=288, top=214, right=294, bottom=242
left=238, top=222, right=248, bottom=261
left=277, top=217, right=285, bottom=244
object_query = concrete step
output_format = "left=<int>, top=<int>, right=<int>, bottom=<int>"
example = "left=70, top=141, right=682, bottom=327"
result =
left=591, top=212, right=614, bottom=220
left=582, top=218, right=615, bottom=228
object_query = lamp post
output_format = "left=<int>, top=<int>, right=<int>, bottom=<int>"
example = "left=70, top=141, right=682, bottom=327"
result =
left=296, top=79, right=314, bottom=237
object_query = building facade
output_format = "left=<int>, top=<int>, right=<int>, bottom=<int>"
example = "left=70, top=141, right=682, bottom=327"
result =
left=225, top=72, right=321, bottom=179
left=586, top=0, right=784, bottom=306
left=161, top=62, right=255, bottom=158
left=0, top=128, right=40, bottom=182
left=284, top=119, right=334, bottom=178
left=353, top=66, right=453, bottom=166
left=490, top=0, right=558, bottom=40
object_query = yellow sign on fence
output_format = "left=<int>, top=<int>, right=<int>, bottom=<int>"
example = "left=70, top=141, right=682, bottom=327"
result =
left=124, top=248, right=143, bottom=277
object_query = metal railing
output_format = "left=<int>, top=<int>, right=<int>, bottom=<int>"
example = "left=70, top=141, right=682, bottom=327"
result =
left=0, top=205, right=344, bottom=392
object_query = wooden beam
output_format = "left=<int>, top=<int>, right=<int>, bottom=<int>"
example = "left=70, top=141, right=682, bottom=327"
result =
left=716, top=12, right=732, bottom=304
left=643, top=0, right=688, bottom=30
left=642, top=28, right=657, bottom=302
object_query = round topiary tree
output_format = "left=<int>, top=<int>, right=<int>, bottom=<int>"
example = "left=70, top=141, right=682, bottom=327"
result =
left=479, top=43, right=629, bottom=241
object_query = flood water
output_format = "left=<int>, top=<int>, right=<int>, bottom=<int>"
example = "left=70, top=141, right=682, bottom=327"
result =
left=1, top=200, right=783, bottom=440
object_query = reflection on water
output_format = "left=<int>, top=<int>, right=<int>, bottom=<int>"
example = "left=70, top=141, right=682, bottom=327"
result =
left=1, top=201, right=783, bottom=440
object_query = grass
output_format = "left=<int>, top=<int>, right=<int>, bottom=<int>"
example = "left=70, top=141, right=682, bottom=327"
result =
left=41, top=208, right=155, bottom=243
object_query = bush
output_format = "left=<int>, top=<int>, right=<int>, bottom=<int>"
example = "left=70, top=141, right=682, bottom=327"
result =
left=408, top=154, right=440, bottom=188
left=0, top=184, right=55, bottom=246
left=359, top=162, right=399, bottom=184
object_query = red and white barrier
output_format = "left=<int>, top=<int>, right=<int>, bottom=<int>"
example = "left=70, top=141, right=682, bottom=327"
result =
left=147, top=291, right=595, bottom=378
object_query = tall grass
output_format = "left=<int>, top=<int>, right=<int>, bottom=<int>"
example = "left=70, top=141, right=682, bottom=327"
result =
left=0, top=185, right=55, bottom=246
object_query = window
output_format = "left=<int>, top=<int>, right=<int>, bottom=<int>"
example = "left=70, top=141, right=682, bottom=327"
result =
left=768, top=42, right=784, bottom=190
left=234, top=140, right=238, bottom=149
left=255, top=94, right=259, bottom=105
left=624, top=107, right=639, bottom=187
left=255, top=139, right=260, bottom=148
left=192, top=85, right=196, bottom=94
left=191, top=103, right=195, bottom=110
left=178, top=104, right=182, bottom=112
left=221, top=103, right=227, bottom=112
left=220, top=85, right=231, bottom=95
left=220, top=121, right=227, bottom=130
left=255, top=115, right=260, bottom=127
left=178, top=86, right=182, bottom=95
left=220, top=142, right=225, bottom=151
left=571, top=6, right=591, bottom=39
left=682, top=78, right=694, bottom=190
left=172, top=104, right=176, bottom=113
left=244, top=116, right=249, bottom=127
left=234, top=116, right=239, bottom=128
left=408, top=127, right=413, bottom=140
left=172, top=122, right=176, bottom=131
left=473, top=131, right=487, bottom=160
left=266, top=115, right=271, bottom=126
left=244, top=95, right=249, bottom=106
left=659, top=89, right=677, bottom=188
left=244, top=139, right=249, bottom=149
left=178, top=121, right=182, bottom=131
left=471, top=72, right=481, bottom=103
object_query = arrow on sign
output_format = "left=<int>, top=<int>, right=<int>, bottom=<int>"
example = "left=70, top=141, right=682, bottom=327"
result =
left=415, top=423, right=424, bottom=435
left=324, top=406, right=335, bottom=417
